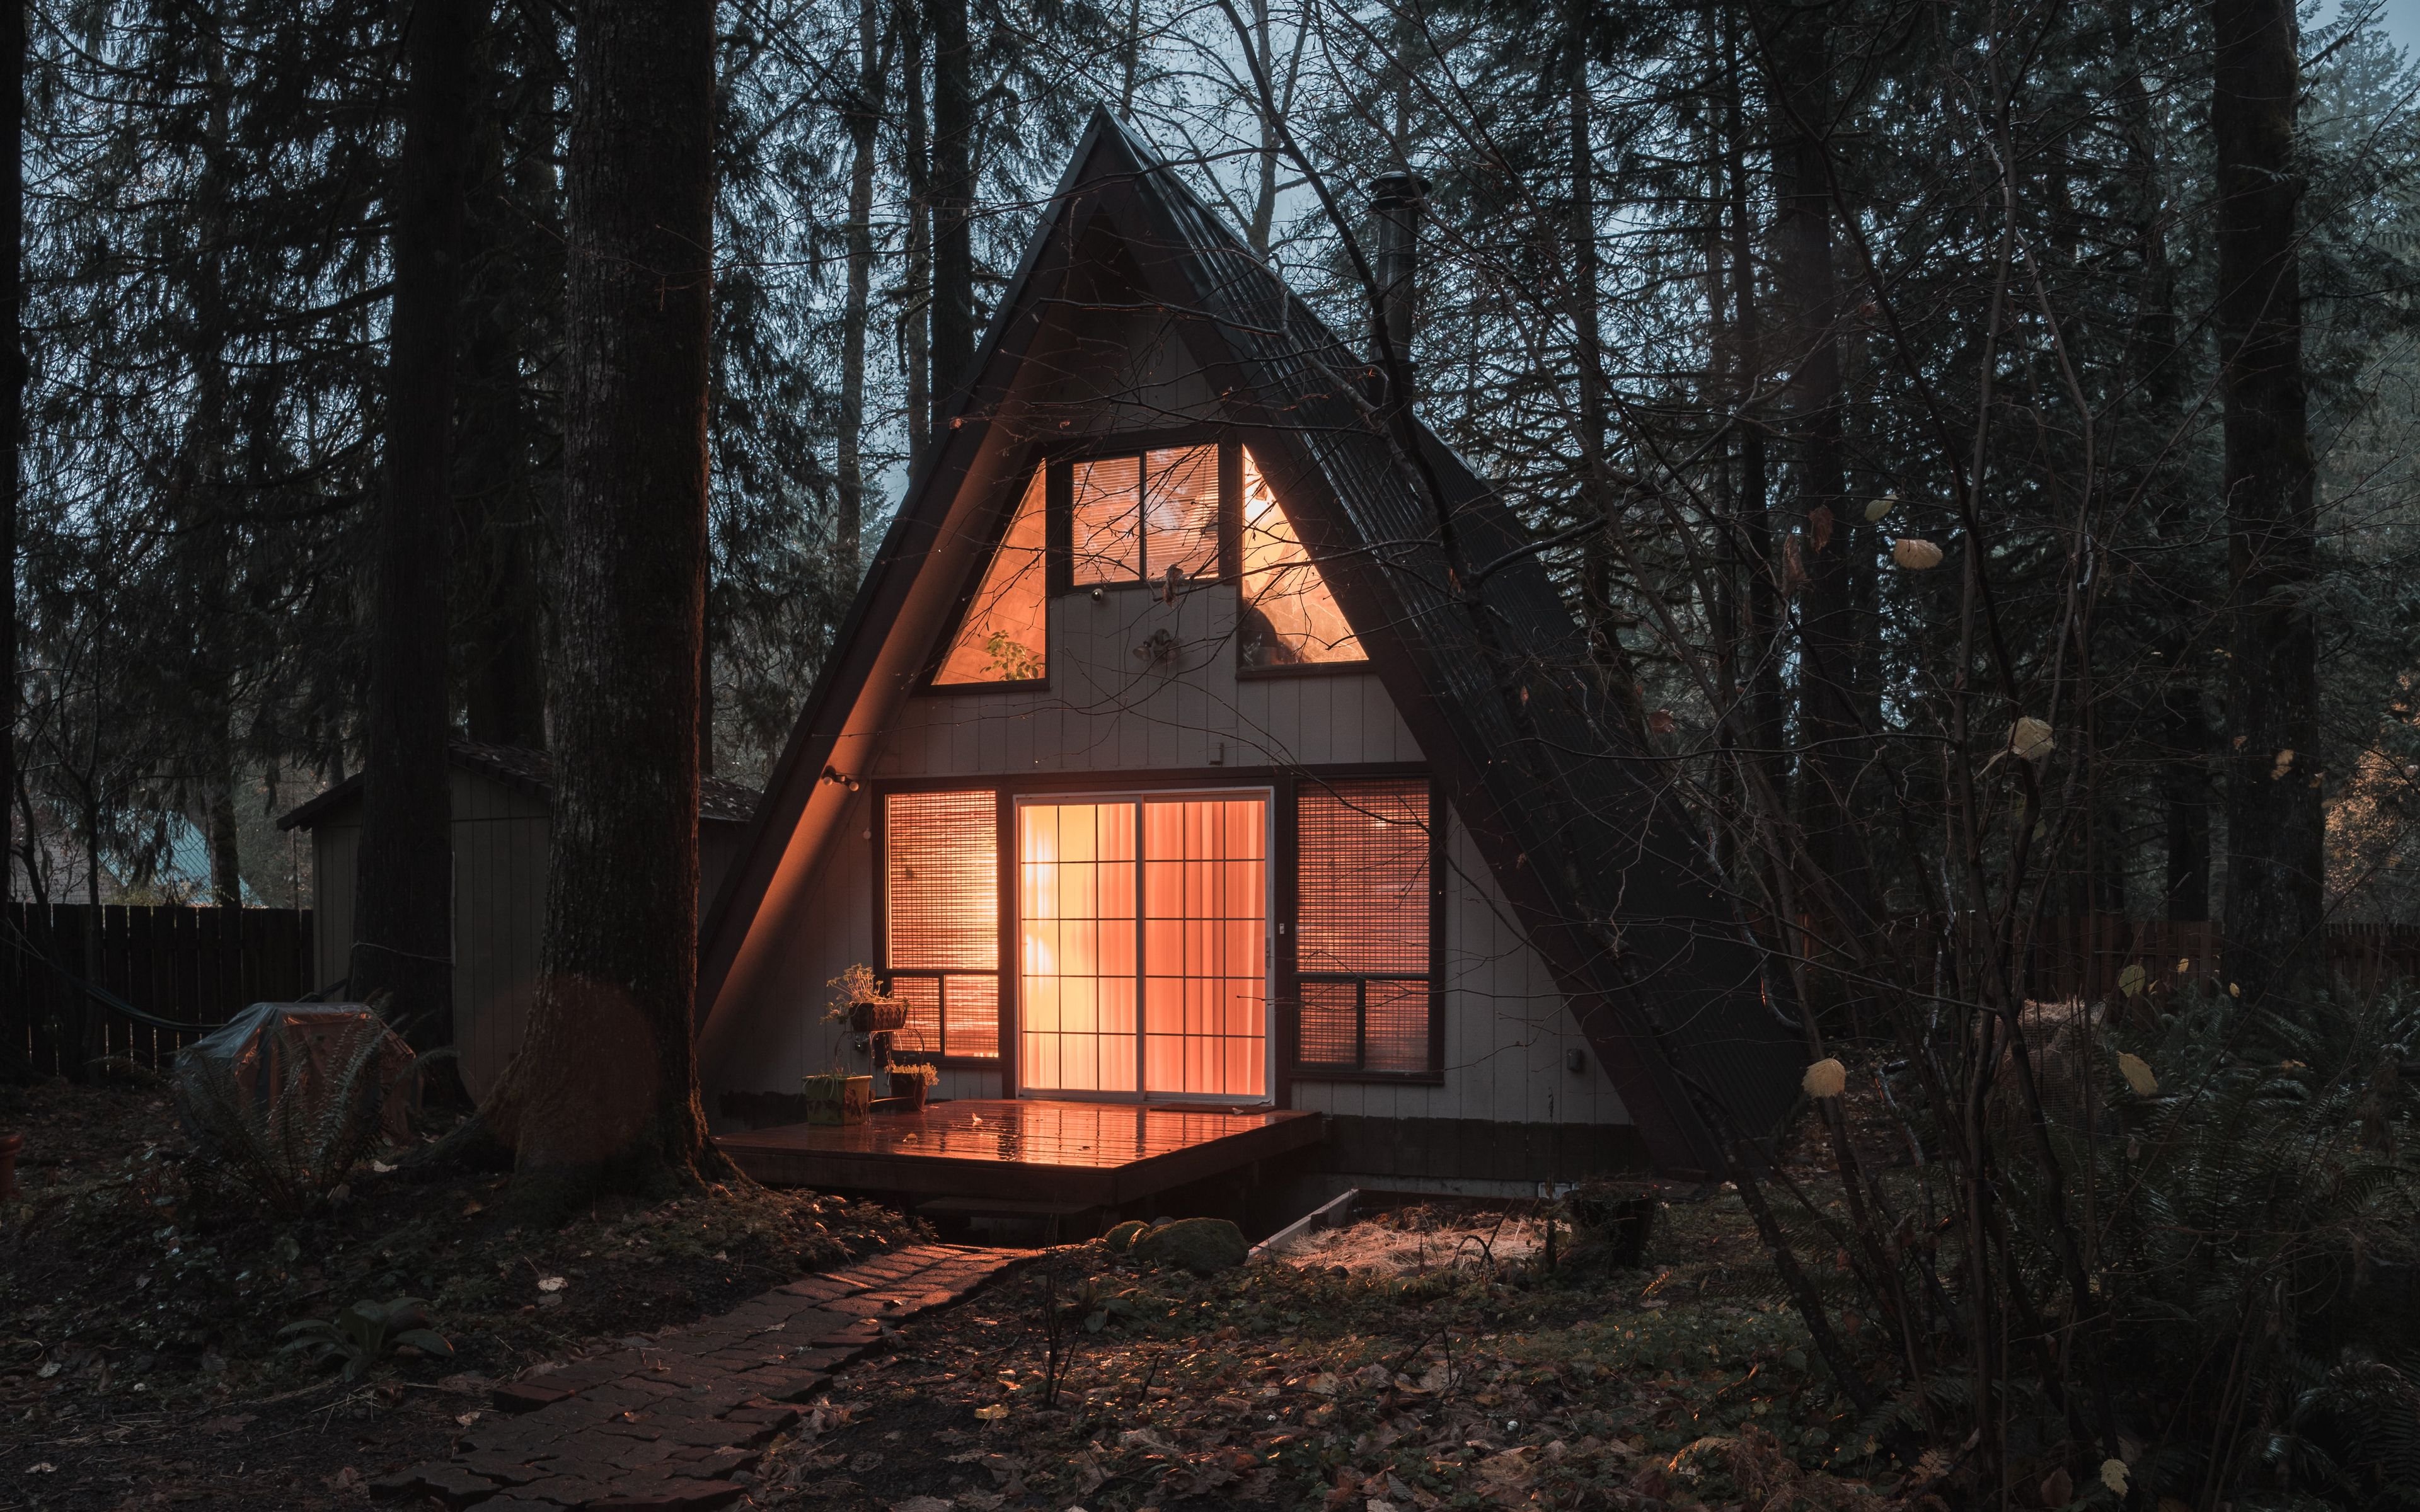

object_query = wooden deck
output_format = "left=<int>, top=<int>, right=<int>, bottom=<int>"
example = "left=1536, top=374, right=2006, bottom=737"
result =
left=716, top=1099, right=1326, bottom=1206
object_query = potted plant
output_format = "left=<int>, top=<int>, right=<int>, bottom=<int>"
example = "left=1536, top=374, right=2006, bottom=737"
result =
left=887, top=1061, right=938, bottom=1111
left=802, top=1068, right=872, bottom=1125
left=807, top=965, right=890, bottom=1126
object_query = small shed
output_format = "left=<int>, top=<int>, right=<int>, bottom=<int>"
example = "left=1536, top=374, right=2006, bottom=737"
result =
left=279, top=741, right=759, bottom=1101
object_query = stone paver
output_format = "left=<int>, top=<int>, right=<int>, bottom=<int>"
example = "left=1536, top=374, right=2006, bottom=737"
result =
left=371, top=1243, right=1021, bottom=1510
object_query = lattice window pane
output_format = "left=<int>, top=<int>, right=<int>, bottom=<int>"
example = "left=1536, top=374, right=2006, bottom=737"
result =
left=1362, top=979, right=1430, bottom=1072
left=1071, top=455, right=1143, bottom=583
left=1298, top=980, right=1359, bottom=1065
left=886, top=791, right=998, bottom=970
left=893, top=975, right=943, bottom=1057
left=1144, top=446, right=1219, bottom=582
left=1297, top=779, right=1430, bottom=974
left=944, top=973, right=1000, bottom=1059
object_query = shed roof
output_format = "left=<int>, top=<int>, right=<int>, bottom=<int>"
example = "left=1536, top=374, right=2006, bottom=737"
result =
left=696, top=109, right=1799, bottom=1174
left=276, top=742, right=761, bottom=831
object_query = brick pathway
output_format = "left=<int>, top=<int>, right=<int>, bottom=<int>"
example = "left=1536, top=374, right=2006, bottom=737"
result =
left=372, top=1244, right=1022, bottom=1511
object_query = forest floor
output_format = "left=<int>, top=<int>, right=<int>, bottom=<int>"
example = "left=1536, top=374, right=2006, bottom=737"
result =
left=2, top=1079, right=1906, bottom=1512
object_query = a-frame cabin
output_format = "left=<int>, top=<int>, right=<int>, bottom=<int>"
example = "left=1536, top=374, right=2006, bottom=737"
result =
left=697, top=112, right=1800, bottom=1215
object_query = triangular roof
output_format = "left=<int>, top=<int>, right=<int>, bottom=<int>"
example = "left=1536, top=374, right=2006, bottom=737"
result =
left=698, top=109, right=1800, bottom=1174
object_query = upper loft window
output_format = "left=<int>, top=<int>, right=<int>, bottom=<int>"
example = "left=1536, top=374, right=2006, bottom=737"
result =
left=1071, top=445, right=1219, bottom=586
left=1240, top=447, right=1363, bottom=667
left=935, top=468, right=1047, bottom=685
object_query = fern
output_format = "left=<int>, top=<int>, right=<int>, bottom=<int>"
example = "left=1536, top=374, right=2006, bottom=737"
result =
left=175, top=1008, right=412, bottom=1215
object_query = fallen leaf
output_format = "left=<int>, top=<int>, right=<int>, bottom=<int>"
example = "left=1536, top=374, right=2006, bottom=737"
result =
left=536, top=1276, right=567, bottom=1293
left=974, top=1403, right=1008, bottom=1421
left=2118, top=1053, right=2159, bottom=1097
left=2100, top=1458, right=2130, bottom=1494
left=2272, top=748, right=2296, bottom=779
left=1802, top=1058, right=1847, bottom=1098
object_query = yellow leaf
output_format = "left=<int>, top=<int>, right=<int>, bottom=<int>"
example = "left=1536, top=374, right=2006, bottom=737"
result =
left=2230, top=982, right=2242, bottom=998
left=2271, top=748, right=2296, bottom=779
left=1802, top=1058, right=1848, bottom=1098
left=2010, top=717, right=2056, bottom=762
left=2118, top=964, right=2146, bottom=999
left=2175, top=957, right=2191, bottom=975
left=974, top=1403, right=1008, bottom=1421
left=2100, top=1458, right=2130, bottom=1494
left=1864, top=495, right=1897, bottom=523
left=2118, top=1053, right=2158, bottom=1097
left=1892, top=537, right=1944, bottom=570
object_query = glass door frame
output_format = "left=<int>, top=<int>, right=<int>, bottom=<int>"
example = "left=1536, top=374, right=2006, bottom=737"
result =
left=1011, top=785, right=1276, bottom=1107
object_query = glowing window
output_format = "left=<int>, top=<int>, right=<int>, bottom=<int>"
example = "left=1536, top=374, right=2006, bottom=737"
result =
left=1292, top=777, right=1434, bottom=1075
left=935, top=469, right=1047, bottom=684
left=884, top=789, right=1001, bottom=1060
left=1070, top=445, right=1220, bottom=586
left=1240, top=447, right=1363, bottom=667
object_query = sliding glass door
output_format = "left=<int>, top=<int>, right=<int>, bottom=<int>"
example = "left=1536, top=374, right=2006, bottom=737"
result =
left=1017, top=792, right=1268, bottom=1100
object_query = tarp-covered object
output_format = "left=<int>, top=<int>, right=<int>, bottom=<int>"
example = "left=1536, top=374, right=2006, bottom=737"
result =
left=175, top=1002, right=418, bottom=1160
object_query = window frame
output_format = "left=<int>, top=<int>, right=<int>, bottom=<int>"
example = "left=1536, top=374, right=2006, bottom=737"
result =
left=871, top=787, right=1008, bottom=1067
left=1281, top=773, right=1446, bottom=1084
left=1044, top=424, right=1236, bottom=597
left=923, top=459, right=1052, bottom=695
left=1026, top=428, right=1372, bottom=679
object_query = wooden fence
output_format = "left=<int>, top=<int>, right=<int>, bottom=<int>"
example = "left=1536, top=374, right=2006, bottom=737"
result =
left=3, top=902, right=314, bottom=1077
left=1880, top=915, right=2420, bottom=1004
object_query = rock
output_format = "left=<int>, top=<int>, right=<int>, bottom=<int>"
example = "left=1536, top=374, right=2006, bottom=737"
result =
left=1101, top=1220, right=1148, bottom=1253
left=1131, top=1217, right=1247, bottom=1274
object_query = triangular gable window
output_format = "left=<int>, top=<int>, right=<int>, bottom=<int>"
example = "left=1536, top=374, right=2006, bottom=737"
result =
left=935, top=467, right=1047, bottom=684
left=1239, top=446, right=1364, bottom=667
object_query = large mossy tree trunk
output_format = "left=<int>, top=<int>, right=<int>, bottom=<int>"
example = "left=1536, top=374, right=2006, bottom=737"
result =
left=352, top=0, right=477, bottom=1055
left=483, top=0, right=726, bottom=1200
left=2212, top=0, right=2324, bottom=1002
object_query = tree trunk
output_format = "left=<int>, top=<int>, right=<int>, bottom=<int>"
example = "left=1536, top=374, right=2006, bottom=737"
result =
left=458, top=25, right=549, bottom=752
left=1568, top=25, right=1646, bottom=737
left=1, top=0, right=19, bottom=915
left=1760, top=0, right=1870, bottom=937
left=1726, top=8, right=1783, bottom=842
left=928, top=0, right=974, bottom=428
left=902, top=6, right=931, bottom=468
left=2212, top=0, right=2322, bottom=1000
left=207, top=750, right=241, bottom=908
left=836, top=0, right=882, bottom=576
left=486, top=0, right=724, bottom=1196
left=353, top=0, right=476, bottom=1055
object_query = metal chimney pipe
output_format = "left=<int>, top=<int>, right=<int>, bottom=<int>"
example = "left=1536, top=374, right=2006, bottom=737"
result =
left=1368, top=169, right=1428, bottom=372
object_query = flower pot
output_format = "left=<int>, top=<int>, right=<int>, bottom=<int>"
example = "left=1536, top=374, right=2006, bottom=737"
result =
left=888, top=1075, right=930, bottom=1111
left=802, top=1074, right=873, bottom=1126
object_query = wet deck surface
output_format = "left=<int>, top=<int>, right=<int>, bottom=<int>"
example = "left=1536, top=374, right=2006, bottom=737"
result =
left=716, top=1098, right=1325, bottom=1205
